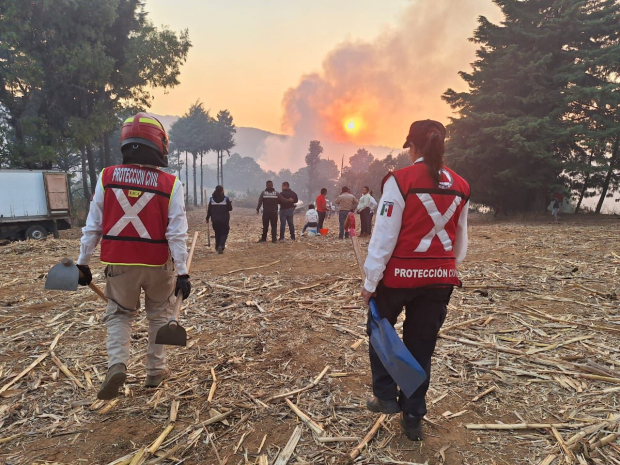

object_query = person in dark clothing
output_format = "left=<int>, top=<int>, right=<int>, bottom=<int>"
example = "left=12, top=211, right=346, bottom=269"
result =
left=256, top=180, right=293, bottom=243
left=279, top=181, right=299, bottom=241
left=552, top=199, right=560, bottom=223
left=206, top=185, right=232, bottom=254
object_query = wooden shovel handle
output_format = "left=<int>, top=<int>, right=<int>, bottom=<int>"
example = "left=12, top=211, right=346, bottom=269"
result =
left=171, top=231, right=199, bottom=318
left=89, top=282, right=107, bottom=303
left=351, top=235, right=366, bottom=282
left=185, top=231, right=199, bottom=273
left=66, top=258, right=107, bottom=303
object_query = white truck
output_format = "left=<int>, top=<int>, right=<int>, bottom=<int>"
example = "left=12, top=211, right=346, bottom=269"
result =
left=0, top=170, right=72, bottom=240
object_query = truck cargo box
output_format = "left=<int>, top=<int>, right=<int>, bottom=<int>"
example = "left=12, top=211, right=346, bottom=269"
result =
left=0, top=170, right=72, bottom=240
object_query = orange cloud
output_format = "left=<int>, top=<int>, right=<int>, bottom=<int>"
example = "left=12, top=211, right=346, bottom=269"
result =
left=281, top=0, right=502, bottom=149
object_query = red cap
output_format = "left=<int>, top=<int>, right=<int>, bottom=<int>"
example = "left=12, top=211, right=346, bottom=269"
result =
left=403, top=120, right=446, bottom=149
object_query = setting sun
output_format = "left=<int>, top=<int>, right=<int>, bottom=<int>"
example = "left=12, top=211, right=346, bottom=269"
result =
left=345, top=120, right=356, bottom=131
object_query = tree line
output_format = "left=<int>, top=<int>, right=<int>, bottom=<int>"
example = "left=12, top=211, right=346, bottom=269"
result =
left=444, top=0, right=620, bottom=213
left=0, top=0, right=191, bottom=205
left=167, top=102, right=236, bottom=206
left=2, top=0, right=619, bottom=215
left=183, top=142, right=411, bottom=208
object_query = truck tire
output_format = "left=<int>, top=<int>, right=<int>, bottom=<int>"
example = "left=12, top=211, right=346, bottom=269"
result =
left=25, top=225, right=48, bottom=240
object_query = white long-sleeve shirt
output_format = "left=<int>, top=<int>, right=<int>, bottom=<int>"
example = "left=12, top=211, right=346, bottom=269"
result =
left=363, top=161, right=469, bottom=293
left=369, top=196, right=378, bottom=213
left=356, top=193, right=372, bottom=212
left=78, top=168, right=189, bottom=275
left=305, top=209, right=319, bottom=223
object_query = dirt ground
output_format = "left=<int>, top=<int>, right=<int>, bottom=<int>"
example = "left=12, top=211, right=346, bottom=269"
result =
left=0, top=208, right=619, bottom=465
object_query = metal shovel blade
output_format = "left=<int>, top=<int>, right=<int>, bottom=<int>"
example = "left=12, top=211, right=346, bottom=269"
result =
left=155, top=320, right=187, bottom=346
left=45, top=258, right=79, bottom=292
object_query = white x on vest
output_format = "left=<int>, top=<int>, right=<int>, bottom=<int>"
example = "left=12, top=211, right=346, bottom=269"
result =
left=414, top=193, right=462, bottom=253
left=107, top=189, right=155, bottom=239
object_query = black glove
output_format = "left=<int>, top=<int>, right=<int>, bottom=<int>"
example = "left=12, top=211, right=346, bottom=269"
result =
left=175, top=274, right=191, bottom=300
left=76, top=264, right=92, bottom=286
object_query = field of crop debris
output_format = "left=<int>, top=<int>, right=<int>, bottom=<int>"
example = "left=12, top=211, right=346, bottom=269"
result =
left=0, top=209, right=618, bottom=465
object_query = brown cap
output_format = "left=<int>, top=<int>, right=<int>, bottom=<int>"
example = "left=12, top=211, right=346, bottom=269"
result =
left=403, top=120, right=446, bottom=149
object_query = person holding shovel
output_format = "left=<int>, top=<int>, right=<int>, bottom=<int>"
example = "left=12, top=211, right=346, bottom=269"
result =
left=360, top=120, right=470, bottom=441
left=76, top=113, right=191, bottom=400
left=206, top=185, right=233, bottom=254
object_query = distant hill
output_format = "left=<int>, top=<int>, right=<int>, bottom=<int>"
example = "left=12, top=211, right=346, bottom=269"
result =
left=152, top=113, right=397, bottom=171
left=153, top=114, right=287, bottom=159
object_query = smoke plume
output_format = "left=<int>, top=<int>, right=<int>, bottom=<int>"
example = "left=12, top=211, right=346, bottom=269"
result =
left=257, top=0, right=501, bottom=171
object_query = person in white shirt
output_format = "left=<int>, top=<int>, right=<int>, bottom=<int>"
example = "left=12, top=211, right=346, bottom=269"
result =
left=369, top=191, right=378, bottom=231
left=361, top=119, right=469, bottom=441
left=77, top=113, right=189, bottom=400
left=356, top=186, right=373, bottom=237
left=301, top=204, right=320, bottom=235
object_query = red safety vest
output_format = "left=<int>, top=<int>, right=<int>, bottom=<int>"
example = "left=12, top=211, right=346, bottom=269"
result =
left=382, top=163, right=470, bottom=289
left=100, top=165, right=177, bottom=266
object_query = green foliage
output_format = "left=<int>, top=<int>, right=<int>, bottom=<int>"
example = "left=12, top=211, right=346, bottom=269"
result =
left=305, top=140, right=324, bottom=201
left=169, top=103, right=237, bottom=205
left=444, top=0, right=620, bottom=213
left=0, top=0, right=191, bottom=203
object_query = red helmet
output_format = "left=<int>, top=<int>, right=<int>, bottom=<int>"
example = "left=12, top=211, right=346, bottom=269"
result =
left=120, top=113, right=169, bottom=157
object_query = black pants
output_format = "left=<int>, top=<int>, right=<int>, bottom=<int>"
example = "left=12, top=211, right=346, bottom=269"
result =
left=366, top=283, right=452, bottom=418
left=338, top=210, right=349, bottom=239
left=360, top=207, right=371, bottom=235
left=302, top=221, right=318, bottom=234
left=318, top=211, right=326, bottom=230
left=212, top=220, right=230, bottom=249
left=261, top=211, right=278, bottom=241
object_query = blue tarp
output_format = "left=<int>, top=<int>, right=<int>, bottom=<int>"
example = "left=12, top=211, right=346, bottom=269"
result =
left=369, top=298, right=427, bottom=398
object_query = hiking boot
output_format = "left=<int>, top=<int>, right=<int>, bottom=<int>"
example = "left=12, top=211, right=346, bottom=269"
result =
left=366, top=396, right=401, bottom=414
left=216, top=246, right=223, bottom=254
left=401, top=413, right=423, bottom=441
left=257, top=239, right=266, bottom=243
left=145, top=368, right=171, bottom=388
left=272, top=239, right=277, bottom=243
left=279, top=238, right=285, bottom=242
left=97, top=363, right=126, bottom=400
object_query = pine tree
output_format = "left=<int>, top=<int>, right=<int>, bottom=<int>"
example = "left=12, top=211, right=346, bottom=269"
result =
left=443, top=0, right=620, bottom=212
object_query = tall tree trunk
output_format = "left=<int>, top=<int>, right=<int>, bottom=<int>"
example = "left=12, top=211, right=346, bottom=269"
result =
left=595, top=137, right=620, bottom=214
left=103, top=131, right=112, bottom=167
left=98, top=142, right=105, bottom=171
left=192, top=153, right=197, bottom=207
left=80, top=147, right=90, bottom=209
left=216, top=151, right=221, bottom=186
left=575, top=179, right=589, bottom=214
left=574, top=147, right=595, bottom=214
left=86, top=144, right=97, bottom=192
left=185, top=151, right=189, bottom=205
left=200, top=151, right=204, bottom=205
left=221, top=151, right=224, bottom=186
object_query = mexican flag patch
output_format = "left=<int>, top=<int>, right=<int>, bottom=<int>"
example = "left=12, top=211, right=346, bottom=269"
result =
left=380, top=201, right=394, bottom=217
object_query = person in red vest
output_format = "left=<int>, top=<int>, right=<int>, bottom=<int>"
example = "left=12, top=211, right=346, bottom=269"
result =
left=76, top=113, right=191, bottom=400
left=361, top=120, right=470, bottom=441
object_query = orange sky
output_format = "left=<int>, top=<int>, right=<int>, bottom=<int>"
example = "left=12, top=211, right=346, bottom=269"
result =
left=146, top=0, right=501, bottom=148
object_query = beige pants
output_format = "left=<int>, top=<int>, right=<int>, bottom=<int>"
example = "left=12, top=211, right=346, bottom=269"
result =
left=103, top=259, right=176, bottom=376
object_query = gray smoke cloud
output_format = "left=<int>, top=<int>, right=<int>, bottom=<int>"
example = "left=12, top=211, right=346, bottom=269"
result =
left=257, top=0, right=501, bottom=171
